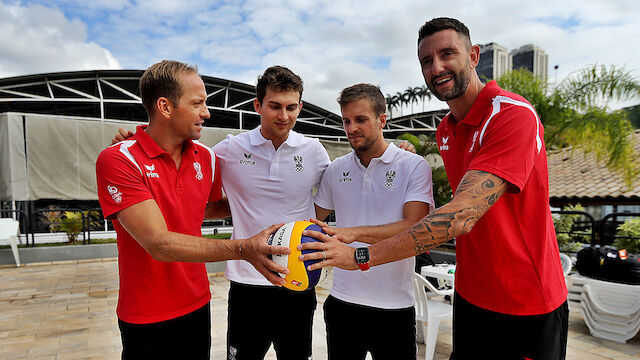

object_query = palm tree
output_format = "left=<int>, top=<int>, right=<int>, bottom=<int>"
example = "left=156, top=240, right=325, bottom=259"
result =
left=396, top=91, right=408, bottom=116
left=417, top=85, right=432, bottom=112
left=404, top=86, right=418, bottom=114
left=385, top=94, right=396, bottom=119
left=497, top=65, right=640, bottom=185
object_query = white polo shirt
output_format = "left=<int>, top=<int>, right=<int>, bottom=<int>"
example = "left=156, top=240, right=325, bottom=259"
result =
left=314, top=143, right=434, bottom=309
left=213, top=127, right=331, bottom=286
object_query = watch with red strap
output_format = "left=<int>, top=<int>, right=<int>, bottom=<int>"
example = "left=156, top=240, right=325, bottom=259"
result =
left=354, top=247, right=370, bottom=272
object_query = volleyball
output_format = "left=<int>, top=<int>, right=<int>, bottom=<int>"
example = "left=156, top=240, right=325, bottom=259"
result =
left=268, top=221, right=330, bottom=291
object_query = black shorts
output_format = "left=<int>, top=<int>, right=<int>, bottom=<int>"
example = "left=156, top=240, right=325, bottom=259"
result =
left=451, top=292, right=568, bottom=360
left=226, top=281, right=317, bottom=360
left=324, top=295, right=416, bottom=360
left=118, top=303, right=211, bottom=360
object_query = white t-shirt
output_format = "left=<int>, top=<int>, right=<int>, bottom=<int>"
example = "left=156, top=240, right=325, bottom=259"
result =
left=314, top=143, right=434, bottom=309
left=213, top=127, right=331, bottom=285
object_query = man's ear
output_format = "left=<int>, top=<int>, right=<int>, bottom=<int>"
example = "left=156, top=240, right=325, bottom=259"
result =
left=253, top=98, right=262, bottom=114
left=378, top=113, right=387, bottom=128
left=469, top=44, right=480, bottom=69
left=157, top=97, right=172, bottom=119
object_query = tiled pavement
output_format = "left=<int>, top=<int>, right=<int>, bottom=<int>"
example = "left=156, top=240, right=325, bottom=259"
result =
left=0, top=259, right=639, bottom=360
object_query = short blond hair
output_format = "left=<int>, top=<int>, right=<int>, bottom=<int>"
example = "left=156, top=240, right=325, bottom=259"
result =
left=140, top=60, right=198, bottom=116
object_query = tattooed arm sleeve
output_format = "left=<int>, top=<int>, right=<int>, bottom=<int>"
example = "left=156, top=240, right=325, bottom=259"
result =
left=368, top=170, right=509, bottom=267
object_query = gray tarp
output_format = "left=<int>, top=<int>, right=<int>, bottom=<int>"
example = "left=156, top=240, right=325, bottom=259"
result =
left=0, top=112, right=352, bottom=201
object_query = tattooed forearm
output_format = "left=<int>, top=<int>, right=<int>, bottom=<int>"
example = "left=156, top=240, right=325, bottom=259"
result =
left=408, top=170, right=508, bottom=255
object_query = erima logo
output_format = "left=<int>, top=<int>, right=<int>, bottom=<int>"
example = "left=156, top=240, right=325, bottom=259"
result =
left=469, top=131, right=479, bottom=152
left=239, top=152, right=256, bottom=165
left=290, top=280, right=303, bottom=287
left=144, top=164, right=159, bottom=178
left=339, top=171, right=352, bottom=183
left=440, top=136, right=449, bottom=151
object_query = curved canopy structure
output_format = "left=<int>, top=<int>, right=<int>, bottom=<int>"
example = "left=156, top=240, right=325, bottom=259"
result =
left=0, top=70, right=346, bottom=138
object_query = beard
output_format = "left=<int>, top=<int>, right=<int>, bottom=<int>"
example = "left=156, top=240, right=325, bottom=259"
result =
left=427, top=64, right=472, bottom=102
left=349, top=134, right=378, bottom=153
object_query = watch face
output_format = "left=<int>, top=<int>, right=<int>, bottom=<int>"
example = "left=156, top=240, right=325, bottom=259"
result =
left=355, top=247, right=369, bottom=263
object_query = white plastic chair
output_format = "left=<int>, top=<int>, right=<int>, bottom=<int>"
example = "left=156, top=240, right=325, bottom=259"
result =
left=0, top=218, right=21, bottom=267
left=560, top=253, right=572, bottom=275
left=412, top=273, right=453, bottom=360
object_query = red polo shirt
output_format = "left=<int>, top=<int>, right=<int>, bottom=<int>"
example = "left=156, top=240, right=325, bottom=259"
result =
left=437, top=81, right=567, bottom=315
left=96, top=125, right=222, bottom=324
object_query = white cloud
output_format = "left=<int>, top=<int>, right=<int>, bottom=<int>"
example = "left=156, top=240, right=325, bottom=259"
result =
left=0, top=1, right=119, bottom=78
left=1, top=0, right=638, bottom=113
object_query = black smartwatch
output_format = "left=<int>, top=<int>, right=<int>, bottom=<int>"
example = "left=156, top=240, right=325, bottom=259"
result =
left=354, top=247, right=370, bottom=272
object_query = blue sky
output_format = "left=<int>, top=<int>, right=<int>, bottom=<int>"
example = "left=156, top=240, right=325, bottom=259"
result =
left=1, top=0, right=638, bottom=113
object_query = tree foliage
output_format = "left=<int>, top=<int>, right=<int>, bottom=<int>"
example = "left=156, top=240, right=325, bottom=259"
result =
left=397, top=133, right=452, bottom=207
left=497, top=65, right=640, bottom=186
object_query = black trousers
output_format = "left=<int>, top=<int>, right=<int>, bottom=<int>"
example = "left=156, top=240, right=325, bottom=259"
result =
left=324, top=295, right=416, bottom=360
left=118, top=303, right=211, bottom=360
left=451, top=292, right=568, bottom=360
left=226, top=281, right=317, bottom=360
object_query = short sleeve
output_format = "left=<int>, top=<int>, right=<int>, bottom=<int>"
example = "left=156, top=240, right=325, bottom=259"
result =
left=405, top=157, right=435, bottom=211
left=468, top=104, right=541, bottom=192
left=212, top=137, right=230, bottom=172
left=314, top=163, right=334, bottom=211
left=315, top=140, right=331, bottom=186
left=96, top=148, right=153, bottom=220
left=208, top=154, right=223, bottom=202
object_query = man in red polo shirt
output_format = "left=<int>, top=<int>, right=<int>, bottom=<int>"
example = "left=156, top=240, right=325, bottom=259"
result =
left=96, top=60, right=289, bottom=360
left=301, top=18, right=568, bottom=359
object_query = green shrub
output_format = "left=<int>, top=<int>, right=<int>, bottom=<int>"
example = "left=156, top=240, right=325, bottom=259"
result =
left=554, top=204, right=588, bottom=252
left=614, top=218, right=640, bottom=254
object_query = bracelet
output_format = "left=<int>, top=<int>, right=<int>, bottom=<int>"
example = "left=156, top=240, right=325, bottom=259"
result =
left=238, top=238, right=246, bottom=259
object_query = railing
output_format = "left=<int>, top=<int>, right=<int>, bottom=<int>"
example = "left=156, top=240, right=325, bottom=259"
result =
left=3, top=208, right=638, bottom=248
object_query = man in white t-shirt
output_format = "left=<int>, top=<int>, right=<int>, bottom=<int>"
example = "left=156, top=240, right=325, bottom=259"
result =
left=312, top=84, right=434, bottom=359
left=209, top=66, right=331, bottom=360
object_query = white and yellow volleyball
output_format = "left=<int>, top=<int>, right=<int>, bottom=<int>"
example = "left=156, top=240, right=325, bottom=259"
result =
left=268, top=221, right=331, bottom=291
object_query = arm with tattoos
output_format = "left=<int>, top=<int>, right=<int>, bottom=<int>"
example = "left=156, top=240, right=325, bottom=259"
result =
left=299, top=169, right=509, bottom=270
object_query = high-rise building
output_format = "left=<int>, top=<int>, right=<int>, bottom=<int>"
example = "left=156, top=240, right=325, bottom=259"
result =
left=510, top=44, right=549, bottom=80
left=477, top=42, right=511, bottom=81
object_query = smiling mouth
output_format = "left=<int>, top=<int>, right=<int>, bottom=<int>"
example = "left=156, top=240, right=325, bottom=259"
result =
left=433, top=76, right=453, bottom=86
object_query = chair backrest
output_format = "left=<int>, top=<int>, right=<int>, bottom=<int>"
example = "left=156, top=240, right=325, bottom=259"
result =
left=560, top=253, right=572, bottom=275
left=413, top=273, right=432, bottom=322
left=0, top=218, right=20, bottom=238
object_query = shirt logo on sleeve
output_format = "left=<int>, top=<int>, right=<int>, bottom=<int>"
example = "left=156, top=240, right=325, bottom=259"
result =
left=294, top=155, right=304, bottom=172
left=240, top=152, right=256, bottom=166
left=385, top=170, right=396, bottom=187
left=440, top=136, right=449, bottom=151
left=469, top=131, right=479, bottom=152
left=107, top=185, right=123, bottom=204
left=144, top=164, right=159, bottom=178
left=339, top=171, right=352, bottom=183
left=193, top=162, right=203, bottom=180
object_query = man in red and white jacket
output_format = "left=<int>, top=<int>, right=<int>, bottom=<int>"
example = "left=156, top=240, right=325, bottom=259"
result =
left=96, top=60, right=289, bottom=360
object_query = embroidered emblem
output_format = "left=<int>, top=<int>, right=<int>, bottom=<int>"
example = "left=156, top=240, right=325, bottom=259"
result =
left=107, top=185, right=123, bottom=204
left=339, top=171, right=352, bottom=183
left=193, top=162, right=203, bottom=180
left=239, top=152, right=256, bottom=166
left=294, top=155, right=304, bottom=172
left=144, top=164, right=159, bottom=178
left=384, top=170, right=396, bottom=188
left=228, top=345, right=238, bottom=360
left=440, top=136, right=449, bottom=151
left=469, top=131, right=479, bottom=152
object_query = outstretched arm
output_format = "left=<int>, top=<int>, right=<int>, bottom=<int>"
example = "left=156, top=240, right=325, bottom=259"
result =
left=310, top=201, right=429, bottom=245
left=300, top=170, right=508, bottom=270
left=117, top=199, right=289, bottom=285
